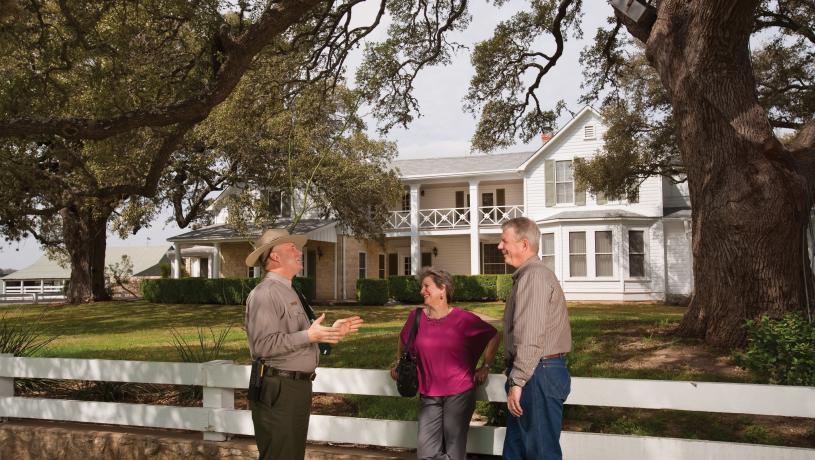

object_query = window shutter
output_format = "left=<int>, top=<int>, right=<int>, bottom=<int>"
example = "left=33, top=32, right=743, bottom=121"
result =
left=575, top=185, right=586, bottom=206
left=496, top=188, right=506, bottom=206
left=545, top=160, right=555, bottom=207
left=596, top=191, right=607, bottom=205
left=455, top=191, right=465, bottom=208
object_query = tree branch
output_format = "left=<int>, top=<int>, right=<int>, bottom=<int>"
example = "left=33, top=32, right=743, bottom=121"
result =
left=0, top=0, right=323, bottom=140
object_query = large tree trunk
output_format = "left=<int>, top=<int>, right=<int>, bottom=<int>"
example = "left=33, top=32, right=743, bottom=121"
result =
left=61, top=201, right=113, bottom=303
left=633, top=1, right=810, bottom=347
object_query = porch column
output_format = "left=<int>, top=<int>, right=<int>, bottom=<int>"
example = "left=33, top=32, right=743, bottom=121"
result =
left=410, top=184, right=421, bottom=275
left=173, top=244, right=182, bottom=279
left=469, top=179, right=480, bottom=275
left=618, top=222, right=625, bottom=293
left=212, top=243, right=221, bottom=279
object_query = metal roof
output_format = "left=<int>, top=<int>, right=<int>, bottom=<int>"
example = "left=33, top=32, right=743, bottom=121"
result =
left=663, top=207, right=692, bottom=219
left=391, top=151, right=535, bottom=178
left=167, top=219, right=335, bottom=242
left=539, top=209, right=654, bottom=222
left=1, top=246, right=171, bottom=280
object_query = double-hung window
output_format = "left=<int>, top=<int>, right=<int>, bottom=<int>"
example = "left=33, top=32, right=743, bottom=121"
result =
left=358, top=252, right=367, bottom=279
left=541, top=233, right=555, bottom=271
left=628, top=231, right=646, bottom=277
left=569, top=232, right=587, bottom=277
left=555, top=161, right=574, bottom=204
left=595, top=231, right=613, bottom=277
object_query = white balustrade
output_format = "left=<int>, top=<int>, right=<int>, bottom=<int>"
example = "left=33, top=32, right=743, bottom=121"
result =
left=0, top=355, right=812, bottom=459
left=387, top=206, right=525, bottom=230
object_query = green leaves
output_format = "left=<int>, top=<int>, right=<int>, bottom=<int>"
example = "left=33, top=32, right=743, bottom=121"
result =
left=735, top=313, right=815, bottom=386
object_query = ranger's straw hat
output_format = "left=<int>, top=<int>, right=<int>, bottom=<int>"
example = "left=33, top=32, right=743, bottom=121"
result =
left=245, top=228, right=307, bottom=267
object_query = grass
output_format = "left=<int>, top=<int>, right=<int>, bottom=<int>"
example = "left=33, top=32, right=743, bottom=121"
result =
left=1, top=300, right=812, bottom=448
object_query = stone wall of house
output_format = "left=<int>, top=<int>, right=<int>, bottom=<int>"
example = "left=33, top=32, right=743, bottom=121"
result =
left=220, top=242, right=254, bottom=279
left=339, top=237, right=386, bottom=301
left=304, top=242, right=336, bottom=301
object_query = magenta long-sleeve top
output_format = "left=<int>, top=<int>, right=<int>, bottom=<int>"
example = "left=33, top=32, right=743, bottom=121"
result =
left=399, top=307, right=497, bottom=397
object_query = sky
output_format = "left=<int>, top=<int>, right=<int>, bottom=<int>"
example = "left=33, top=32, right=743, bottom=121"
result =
left=0, top=4, right=611, bottom=271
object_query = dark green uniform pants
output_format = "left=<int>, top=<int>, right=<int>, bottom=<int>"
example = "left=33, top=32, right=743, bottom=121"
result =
left=250, top=376, right=312, bottom=460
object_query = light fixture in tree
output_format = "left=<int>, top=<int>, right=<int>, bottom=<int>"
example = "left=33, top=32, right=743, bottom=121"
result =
left=609, top=0, right=656, bottom=26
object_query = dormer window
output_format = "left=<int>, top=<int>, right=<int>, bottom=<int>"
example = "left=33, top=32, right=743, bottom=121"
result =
left=266, top=190, right=292, bottom=218
left=584, top=125, right=596, bottom=140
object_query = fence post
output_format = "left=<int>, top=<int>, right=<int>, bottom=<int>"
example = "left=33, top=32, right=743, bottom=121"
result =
left=0, top=353, right=13, bottom=423
left=202, top=359, right=234, bottom=441
left=32, top=293, right=39, bottom=304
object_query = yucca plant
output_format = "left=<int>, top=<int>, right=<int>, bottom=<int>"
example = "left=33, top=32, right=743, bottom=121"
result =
left=169, top=325, right=234, bottom=403
left=0, top=310, right=58, bottom=357
left=0, top=309, right=59, bottom=394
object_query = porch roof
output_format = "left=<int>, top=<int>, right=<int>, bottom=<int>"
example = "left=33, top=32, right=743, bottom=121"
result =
left=663, top=207, right=691, bottom=219
left=538, top=209, right=654, bottom=222
left=167, top=219, right=336, bottom=243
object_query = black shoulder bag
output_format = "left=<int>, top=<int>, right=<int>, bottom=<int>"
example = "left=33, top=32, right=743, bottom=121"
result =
left=396, top=308, right=421, bottom=397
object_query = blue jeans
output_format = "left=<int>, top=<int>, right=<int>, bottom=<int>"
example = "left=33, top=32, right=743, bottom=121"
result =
left=503, top=356, right=570, bottom=460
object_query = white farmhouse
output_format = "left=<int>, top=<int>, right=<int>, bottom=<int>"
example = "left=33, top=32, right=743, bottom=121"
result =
left=167, top=106, right=693, bottom=303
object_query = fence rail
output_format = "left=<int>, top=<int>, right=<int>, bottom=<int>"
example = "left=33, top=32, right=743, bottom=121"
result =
left=0, top=356, right=813, bottom=459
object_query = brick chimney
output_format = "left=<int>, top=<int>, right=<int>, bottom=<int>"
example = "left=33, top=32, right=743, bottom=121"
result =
left=541, top=131, right=554, bottom=144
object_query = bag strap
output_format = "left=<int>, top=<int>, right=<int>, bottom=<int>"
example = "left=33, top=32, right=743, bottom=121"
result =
left=405, top=308, right=421, bottom=353
left=293, top=283, right=331, bottom=356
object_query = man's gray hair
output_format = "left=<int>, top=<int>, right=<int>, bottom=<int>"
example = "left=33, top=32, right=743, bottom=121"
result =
left=502, top=217, right=540, bottom=252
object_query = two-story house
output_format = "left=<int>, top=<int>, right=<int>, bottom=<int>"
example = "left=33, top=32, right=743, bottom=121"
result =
left=166, top=106, right=693, bottom=303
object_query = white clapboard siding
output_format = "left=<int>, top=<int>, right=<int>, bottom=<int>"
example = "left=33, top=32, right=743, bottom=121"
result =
left=1, top=356, right=813, bottom=459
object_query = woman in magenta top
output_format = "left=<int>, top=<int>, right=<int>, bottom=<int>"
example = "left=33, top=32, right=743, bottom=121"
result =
left=391, top=267, right=500, bottom=460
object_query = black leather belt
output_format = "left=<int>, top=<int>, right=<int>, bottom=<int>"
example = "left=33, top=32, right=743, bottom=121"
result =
left=542, top=353, right=566, bottom=360
left=266, top=367, right=316, bottom=381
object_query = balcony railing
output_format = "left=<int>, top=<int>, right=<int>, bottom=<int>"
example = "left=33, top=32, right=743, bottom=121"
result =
left=387, top=205, right=525, bottom=230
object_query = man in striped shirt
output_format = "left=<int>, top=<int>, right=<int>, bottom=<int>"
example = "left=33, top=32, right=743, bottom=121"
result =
left=498, top=217, right=572, bottom=460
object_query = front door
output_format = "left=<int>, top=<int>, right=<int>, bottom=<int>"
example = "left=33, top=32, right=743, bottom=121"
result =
left=307, top=249, right=317, bottom=279
left=388, top=253, right=398, bottom=277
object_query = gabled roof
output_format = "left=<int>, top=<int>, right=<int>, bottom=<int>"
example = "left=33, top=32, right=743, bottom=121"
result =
left=391, top=151, right=535, bottom=179
left=168, top=219, right=336, bottom=242
left=517, top=106, right=603, bottom=171
left=1, top=246, right=171, bottom=280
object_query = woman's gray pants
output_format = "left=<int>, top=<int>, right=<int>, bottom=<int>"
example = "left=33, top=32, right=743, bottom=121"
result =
left=417, top=388, right=477, bottom=460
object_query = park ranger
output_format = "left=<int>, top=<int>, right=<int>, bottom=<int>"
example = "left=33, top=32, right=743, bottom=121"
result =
left=244, top=228, right=363, bottom=459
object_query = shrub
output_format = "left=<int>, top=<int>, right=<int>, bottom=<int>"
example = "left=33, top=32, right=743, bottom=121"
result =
left=735, top=313, right=814, bottom=385
left=496, top=274, right=513, bottom=301
left=451, top=275, right=497, bottom=301
left=292, top=277, right=316, bottom=302
left=357, top=279, right=389, bottom=306
left=388, top=276, right=423, bottom=303
left=142, top=277, right=314, bottom=305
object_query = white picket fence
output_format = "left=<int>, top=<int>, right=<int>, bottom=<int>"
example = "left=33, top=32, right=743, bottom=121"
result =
left=0, top=355, right=813, bottom=459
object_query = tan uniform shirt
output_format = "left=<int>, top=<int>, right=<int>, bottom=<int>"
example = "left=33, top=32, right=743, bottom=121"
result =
left=504, top=256, right=571, bottom=387
left=245, top=272, right=318, bottom=373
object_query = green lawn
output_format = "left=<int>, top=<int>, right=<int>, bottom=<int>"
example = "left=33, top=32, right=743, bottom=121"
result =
left=1, top=300, right=812, bottom=448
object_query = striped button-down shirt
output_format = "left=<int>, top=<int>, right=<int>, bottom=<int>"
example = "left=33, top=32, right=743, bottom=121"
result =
left=245, top=272, right=318, bottom=373
left=504, top=256, right=571, bottom=387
